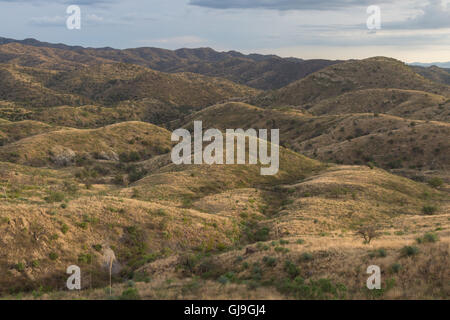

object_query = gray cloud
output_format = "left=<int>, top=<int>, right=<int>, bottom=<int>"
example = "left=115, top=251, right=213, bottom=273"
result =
left=29, top=15, right=65, bottom=27
left=387, top=0, right=450, bottom=29
left=189, top=0, right=384, bottom=11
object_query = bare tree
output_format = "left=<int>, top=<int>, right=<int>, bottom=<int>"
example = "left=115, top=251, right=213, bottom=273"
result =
left=30, top=223, right=46, bottom=242
left=356, top=225, right=379, bottom=244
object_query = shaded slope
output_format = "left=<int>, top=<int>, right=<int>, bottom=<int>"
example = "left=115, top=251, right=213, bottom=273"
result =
left=412, top=65, right=450, bottom=85
left=0, top=39, right=340, bottom=90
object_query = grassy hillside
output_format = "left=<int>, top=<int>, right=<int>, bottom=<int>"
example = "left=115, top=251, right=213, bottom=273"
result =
left=0, top=158, right=447, bottom=298
left=412, top=66, right=450, bottom=85
left=252, top=57, right=450, bottom=108
left=0, top=121, right=172, bottom=166
left=308, top=89, right=449, bottom=121
left=0, top=64, right=87, bottom=107
left=44, top=63, right=259, bottom=107
left=0, top=60, right=259, bottom=125
left=0, top=39, right=448, bottom=300
left=0, top=120, right=62, bottom=145
left=176, top=102, right=450, bottom=178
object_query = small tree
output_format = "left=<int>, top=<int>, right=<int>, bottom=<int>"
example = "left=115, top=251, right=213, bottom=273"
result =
left=356, top=225, right=379, bottom=244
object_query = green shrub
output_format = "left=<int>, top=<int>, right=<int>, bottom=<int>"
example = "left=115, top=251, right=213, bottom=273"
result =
left=416, top=232, right=439, bottom=244
left=275, top=246, right=289, bottom=254
left=422, top=205, right=437, bottom=215
left=44, top=191, right=65, bottom=203
left=218, top=272, right=235, bottom=285
left=251, top=264, right=262, bottom=281
left=50, top=233, right=59, bottom=241
left=296, top=239, right=305, bottom=245
left=217, top=275, right=230, bottom=285
left=15, top=262, right=25, bottom=272
left=390, top=263, right=402, bottom=273
left=78, top=253, right=93, bottom=264
left=242, top=221, right=270, bottom=242
left=400, top=246, right=419, bottom=257
left=299, top=252, right=313, bottom=262
left=133, top=271, right=151, bottom=283
left=284, top=260, right=300, bottom=278
left=77, top=221, right=88, bottom=229
left=369, top=248, right=387, bottom=258
left=254, top=227, right=270, bottom=241
left=61, top=224, right=69, bottom=234
left=377, top=248, right=387, bottom=257
left=262, top=256, right=277, bottom=267
left=119, top=287, right=141, bottom=300
left=427, top=177, right=443, bottom=188
left=49, top=252, right=59, bottom=261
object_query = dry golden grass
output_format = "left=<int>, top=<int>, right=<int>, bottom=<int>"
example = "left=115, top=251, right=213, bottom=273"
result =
left=252, top=57, right=450, bottom=108
left=0, top=120, right=62, bottom=144
left=0, top=53, right=448, bottom=300
left=309, top=88, right=449, bottom=121
left=177, top=102, right=450, bottom=178
left=0, top=121, right=172, bottom=166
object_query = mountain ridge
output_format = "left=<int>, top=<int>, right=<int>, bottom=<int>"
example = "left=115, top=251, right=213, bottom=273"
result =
left=0, top=36, right=340, bottom=90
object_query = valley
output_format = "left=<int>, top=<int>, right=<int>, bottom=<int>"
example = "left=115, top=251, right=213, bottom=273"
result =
left=0, top=38, right=448, bottom=300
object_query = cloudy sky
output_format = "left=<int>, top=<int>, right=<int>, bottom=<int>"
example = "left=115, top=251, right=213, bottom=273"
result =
left=0, top=0, right=449, bottom=62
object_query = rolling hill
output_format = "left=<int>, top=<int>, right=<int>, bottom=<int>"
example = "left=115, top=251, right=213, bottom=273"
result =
left=0, top=37, right=448, bottom=300
left=252, top=57, right=450, bottom=108
left=0, top=121, right=172, bottom=167
left=175, top=102, right=450, bottom=179
left=411, top=65, right=450, bottom=86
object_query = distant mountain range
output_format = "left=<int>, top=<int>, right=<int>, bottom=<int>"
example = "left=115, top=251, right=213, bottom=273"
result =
left=0, top=36, right=340, bottom=90
left=410, top=61, right=450, bottom=68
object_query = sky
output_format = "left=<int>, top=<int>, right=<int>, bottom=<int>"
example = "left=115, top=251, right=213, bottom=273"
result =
left=0, top=0, right=449, bottom=62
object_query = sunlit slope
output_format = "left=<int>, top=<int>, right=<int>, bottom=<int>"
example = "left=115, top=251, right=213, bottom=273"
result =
left=0, top=121, right=172, bottom=166
left=253, top=57, right=450, bottom=108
